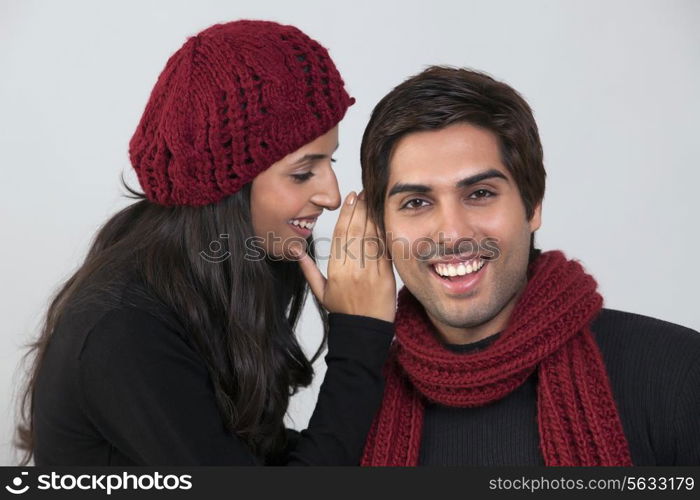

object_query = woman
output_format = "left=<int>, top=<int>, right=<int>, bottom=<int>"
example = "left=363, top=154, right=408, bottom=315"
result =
left=16, top=20, right=396, bottom=465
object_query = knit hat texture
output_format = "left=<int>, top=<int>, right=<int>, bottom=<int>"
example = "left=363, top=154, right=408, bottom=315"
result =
left=129, top=20, right=355, bottom=206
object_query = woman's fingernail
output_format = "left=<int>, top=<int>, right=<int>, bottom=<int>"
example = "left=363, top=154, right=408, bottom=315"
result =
left=347, top=192, right=357, bottom=206
left=288, top=242, right=301, bottom=257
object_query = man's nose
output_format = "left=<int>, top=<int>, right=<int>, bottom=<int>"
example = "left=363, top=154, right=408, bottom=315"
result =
left=431, top=200, right=476, bottom=250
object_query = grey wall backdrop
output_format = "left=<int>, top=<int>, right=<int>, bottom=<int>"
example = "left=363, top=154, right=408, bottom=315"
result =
left=1, top=0, right=698, bottom=465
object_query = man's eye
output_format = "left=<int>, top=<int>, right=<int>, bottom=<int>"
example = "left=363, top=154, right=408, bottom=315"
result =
left=292, top=172, right=314, bottom=183
left=470, top=189, right=494, bottom=199
left=400, top=198, right=429, bottom=210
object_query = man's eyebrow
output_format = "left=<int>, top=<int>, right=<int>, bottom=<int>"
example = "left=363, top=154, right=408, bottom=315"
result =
left=455, top=168, right=508, bottom=188
left=387, top=182, right=432, bottom=198
left=291, top=144, right=339, bottom=166
left=387, top=168, right=509, bottom=198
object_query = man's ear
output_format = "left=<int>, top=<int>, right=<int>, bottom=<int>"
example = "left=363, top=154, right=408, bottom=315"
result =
left=529, top=202, right=542, bottom=232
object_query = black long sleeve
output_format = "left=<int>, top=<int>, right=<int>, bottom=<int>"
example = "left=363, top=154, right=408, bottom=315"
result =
left=32, top=283, right=393, bottom=466
left=287, top=314, right=395, bottom=464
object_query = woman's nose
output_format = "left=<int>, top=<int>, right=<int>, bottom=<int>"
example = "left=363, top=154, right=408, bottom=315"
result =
left=310, top=168, right=342, bottom=210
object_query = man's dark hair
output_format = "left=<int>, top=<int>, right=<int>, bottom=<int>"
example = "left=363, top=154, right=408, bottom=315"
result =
left=361, top=66, right=546, bottom=261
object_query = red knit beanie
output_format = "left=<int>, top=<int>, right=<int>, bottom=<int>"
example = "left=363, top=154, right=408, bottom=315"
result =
left=129, top=20, right=355, bottom=206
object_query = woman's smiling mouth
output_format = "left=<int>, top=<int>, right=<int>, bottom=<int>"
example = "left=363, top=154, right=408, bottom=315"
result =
left=288, top=217, right=317, bottom=236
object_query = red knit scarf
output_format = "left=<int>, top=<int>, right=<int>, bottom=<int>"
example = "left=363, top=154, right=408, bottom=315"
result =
left=361, top=250, right=632, bottom=466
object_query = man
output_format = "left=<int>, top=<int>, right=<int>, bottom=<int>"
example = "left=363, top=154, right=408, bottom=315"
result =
left=359, top=66, right=700, bottom=466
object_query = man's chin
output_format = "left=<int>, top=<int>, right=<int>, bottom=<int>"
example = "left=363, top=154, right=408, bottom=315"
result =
left=418, top=288, right=495, bottom=329
left=426, top=283, right=480, bottom=308
left=430, top=308, right=488, bottom=330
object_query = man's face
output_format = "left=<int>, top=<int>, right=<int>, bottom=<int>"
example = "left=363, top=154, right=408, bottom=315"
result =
left=383, top=122, right=541, bottom=343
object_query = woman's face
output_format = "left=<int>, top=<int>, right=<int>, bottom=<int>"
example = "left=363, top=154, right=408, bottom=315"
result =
left=250, top=126, right=342, bottom=259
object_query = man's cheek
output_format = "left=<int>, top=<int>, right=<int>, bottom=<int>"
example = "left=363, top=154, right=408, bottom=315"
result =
left=389, top=237, right=406, bottom=262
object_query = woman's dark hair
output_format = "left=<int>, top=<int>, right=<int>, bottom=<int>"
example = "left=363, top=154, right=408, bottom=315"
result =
left=360, top=66, right=546, bottom=262
left=15, top=174, right=327, bottom=464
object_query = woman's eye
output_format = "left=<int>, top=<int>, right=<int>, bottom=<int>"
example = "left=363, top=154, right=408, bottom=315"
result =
left=330, top=157, right=337, bottom=164
left=401, top=198, right=429, bottom=210
left=470, top=189, right=494, bottom=199
left=292, top=172, right=315, bottom=183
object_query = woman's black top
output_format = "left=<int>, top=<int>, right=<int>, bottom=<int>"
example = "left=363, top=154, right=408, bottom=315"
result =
left=32, top=275, right=393, bottom=465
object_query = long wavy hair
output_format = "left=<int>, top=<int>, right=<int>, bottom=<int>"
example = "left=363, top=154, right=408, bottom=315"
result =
left=15, top=175, right=327, bottom=464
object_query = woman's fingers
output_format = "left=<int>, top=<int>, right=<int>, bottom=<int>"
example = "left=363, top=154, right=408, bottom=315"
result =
left=290, top=243, right=327, bottom=303
left=345, top=191, right=368, bottom=266
left=327, top=191, right=358, bottom=273
left=311, top=188, right=397, bottom=322
left=332, top=191, right=358, bottom=242
left=363, top=216, right=388, bottom=273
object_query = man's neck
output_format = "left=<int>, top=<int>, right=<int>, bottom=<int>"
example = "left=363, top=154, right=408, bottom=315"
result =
left=427, top=288, right=524, bottom=345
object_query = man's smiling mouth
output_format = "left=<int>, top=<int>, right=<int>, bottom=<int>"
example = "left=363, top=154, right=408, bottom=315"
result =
left=431, top=257, right=486, bottom=280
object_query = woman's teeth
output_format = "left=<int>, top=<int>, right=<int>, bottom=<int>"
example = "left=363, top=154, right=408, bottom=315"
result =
left=433, top=259, right=485, bottom=277
left=289, top=219, right=316, bottom=230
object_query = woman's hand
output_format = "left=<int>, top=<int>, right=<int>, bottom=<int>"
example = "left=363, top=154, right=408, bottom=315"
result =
left=290, top=191, right=396, bottom=323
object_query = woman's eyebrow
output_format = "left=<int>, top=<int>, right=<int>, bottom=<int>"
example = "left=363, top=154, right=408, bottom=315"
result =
left=292, top=153, right=329, bottom=165
left=290, top=144, right=340, bottom=166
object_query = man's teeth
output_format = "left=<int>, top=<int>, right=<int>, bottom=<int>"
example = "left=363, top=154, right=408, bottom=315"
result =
left=433, top=259, right=485, bottom=277
left=289, top=219, right=316, bottom=230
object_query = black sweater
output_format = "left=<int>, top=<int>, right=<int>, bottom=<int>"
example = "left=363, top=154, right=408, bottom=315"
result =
left=418, top=309, right=700, bottom=465
left=32, top=277, right=394, bottom=465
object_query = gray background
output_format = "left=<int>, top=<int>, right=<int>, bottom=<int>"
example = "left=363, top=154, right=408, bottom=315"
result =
left=1, top=0, right=698, bottom=465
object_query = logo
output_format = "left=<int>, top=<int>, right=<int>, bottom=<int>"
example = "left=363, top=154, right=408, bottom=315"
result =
left=5, top=471, right=29, bottom=495
left=199, top=234, right=231, bottom=263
